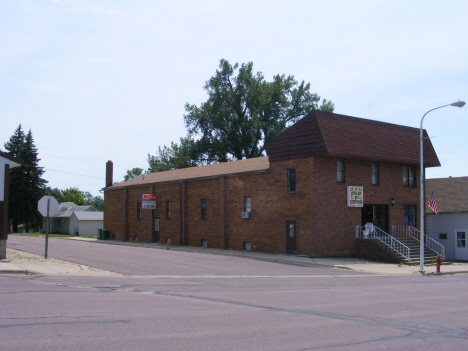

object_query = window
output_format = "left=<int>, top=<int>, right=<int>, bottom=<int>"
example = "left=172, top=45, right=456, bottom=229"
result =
left=337, top=159, right=345, bottom=183
left=166, top=201, right=171, bottom=219
left=372, top=163, right=379, bottom=185
left=287, top=169, right=296, bottom=192
left=457, top=232, right=466, bottom=247
left=403, top=205, right=416, bottom=226
left=244, top=196, right=251, bottom=212
left=137, top=203, right=141, bottom=219
left=201, top=199, right=207, bottom=219
left=403, top=166, right=416, bottom=187
left=439, top=233, right=448, bottom=240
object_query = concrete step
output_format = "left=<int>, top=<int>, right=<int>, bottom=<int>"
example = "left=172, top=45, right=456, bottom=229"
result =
left=370, top=235, right=441, bottom=265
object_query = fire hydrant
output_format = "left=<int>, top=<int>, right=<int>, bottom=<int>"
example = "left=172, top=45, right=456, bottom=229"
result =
left=436, top=254, right=444, bottom=274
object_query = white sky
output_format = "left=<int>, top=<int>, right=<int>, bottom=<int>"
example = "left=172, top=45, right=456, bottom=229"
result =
left=1, top=0, right=467, bottom=198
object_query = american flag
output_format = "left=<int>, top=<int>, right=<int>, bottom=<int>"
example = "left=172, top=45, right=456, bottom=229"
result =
left=427, top=191, right=438, bottom=215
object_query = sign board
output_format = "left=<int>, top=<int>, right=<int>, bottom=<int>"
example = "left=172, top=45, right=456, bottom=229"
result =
left=347, top=186, right=363, bottom=207
left=37, top=196, right=59, bottom=217
left=142, top=194, right=156, bottom=209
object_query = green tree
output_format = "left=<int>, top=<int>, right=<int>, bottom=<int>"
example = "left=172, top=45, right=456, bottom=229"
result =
left=147, top=137, right=198, bottom=173
left=184, top=59, right=334, bottom=163
left=43, top=186, right=63, bottom=203
left=4, top=126, right=47, bottom=232
left=123, top=167, right=145, bottom=181
left=82, top=191, right=93, bottom=204
left=89, top=196, right=104, bottom=211
left=61, top=187, right=86, bottom=205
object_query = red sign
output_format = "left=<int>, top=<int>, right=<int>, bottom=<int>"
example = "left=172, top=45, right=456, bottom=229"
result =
left=142, top=194, right=156, bottom=201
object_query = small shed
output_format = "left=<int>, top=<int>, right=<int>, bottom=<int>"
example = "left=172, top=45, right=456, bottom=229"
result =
left=69, top=211, right=104, bottom=236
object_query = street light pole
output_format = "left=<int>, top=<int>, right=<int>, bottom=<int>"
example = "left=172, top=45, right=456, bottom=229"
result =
left=419, top=101, right=465, bottom=274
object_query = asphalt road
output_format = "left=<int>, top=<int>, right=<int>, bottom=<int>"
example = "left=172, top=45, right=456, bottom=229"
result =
left=2, top=236, right=468, bottom=350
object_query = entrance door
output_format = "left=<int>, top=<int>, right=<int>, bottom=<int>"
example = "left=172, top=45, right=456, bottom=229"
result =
left=455, top=230, right=468, bottom=261
left=286, top=221, right=297, bottom=254
left=362, top=205, right=389, bottom=233
left=153, top=217, right=160, bottom=243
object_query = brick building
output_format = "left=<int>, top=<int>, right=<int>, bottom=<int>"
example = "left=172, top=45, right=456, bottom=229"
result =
left=103, top=111, right=440, bottom=257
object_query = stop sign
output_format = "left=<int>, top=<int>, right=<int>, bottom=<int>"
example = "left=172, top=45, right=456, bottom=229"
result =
left=37, top=196, right=59, bottom=217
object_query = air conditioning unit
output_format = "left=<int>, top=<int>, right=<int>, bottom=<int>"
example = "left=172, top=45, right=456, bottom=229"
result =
left=241, top=212, right=251, bottom=219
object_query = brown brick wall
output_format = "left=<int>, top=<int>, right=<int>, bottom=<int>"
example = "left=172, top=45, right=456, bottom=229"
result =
left=184, top=178, right=222, bottom=248
left=355, top=238, right=400, bottom=263
left=224, top=158, right=313, bottom=255
left=104, top=156, right=420, bottom=258
left=311, top=157, right=420, bottom=257
left=103, top=188, right=125, bottom=240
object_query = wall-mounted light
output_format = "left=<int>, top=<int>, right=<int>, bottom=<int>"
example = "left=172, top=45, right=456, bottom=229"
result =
left=391, top=198, right=395, bottom=206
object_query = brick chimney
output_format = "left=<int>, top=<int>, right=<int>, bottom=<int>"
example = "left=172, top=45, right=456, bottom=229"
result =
left=105, top=161, right=113, bottom=188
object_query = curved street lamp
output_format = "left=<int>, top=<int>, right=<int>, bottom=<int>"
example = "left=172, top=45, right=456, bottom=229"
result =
left=420, top=101, right=466, bottom=274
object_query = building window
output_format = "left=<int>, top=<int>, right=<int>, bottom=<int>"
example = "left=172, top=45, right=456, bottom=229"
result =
left=166, top=201, right=171, bottom=219
left=244, top=196, right=251, bottom=213
left=403, top=205, right=416, bottom=226
left=137, top=203, right=141, bottom=219
left=457, top=232, right=466, bottom=247
left=439, top=233, right=448, bottom=240
left=403, top=166, right=416, bottom=187
left=287, top=169, right=296, bottom=192
left=337, top=159, right=345, bottom=183
left=372, top=163, right=379, bottom=185
left=201, top=199, right=207, bottom=219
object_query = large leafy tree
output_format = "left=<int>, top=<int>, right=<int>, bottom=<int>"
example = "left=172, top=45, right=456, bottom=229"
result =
left=4, top=126, right=48, bottom=232
left=147, top=137, right=199, bottom=173
left=43, top=186, right=104, bottom=211
left=123, top=167, right=145, bottom=181
left=61, top=187, right=86, bottom=205
left=89, top=195, right=104, bottom=211
left=184, top=59, right=334, bottom=163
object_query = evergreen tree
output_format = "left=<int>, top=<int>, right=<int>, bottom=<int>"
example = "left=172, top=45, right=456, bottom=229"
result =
left=4, top=126, right=47, bottom=232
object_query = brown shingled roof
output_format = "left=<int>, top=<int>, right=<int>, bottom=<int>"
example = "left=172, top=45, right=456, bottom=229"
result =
left=268, top=111, right=440, bottom=167
left=107, top=156, right=270, bottom=189
left=425, top=177, right=468, bottom=214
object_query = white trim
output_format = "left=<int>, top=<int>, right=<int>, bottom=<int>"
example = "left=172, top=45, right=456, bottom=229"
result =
left=454, top=228, right=468, bottom=261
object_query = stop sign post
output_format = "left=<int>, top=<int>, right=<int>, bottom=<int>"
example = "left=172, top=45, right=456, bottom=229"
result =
left=37, top=196, right=59, bottom=259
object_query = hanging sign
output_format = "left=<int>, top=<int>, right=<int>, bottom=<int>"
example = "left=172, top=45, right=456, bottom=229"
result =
left=347, top=186, right=363, bottom=207
left=142, top=194, right=156, bottom=209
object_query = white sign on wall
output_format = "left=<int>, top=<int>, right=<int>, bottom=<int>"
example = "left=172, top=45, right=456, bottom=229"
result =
left=347, top=186, right=363, bottom=207
left=142, top=194, right=156, bottom=209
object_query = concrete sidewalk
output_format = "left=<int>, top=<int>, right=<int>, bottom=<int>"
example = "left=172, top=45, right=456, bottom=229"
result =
left=2, top=236, right=468, bottom=276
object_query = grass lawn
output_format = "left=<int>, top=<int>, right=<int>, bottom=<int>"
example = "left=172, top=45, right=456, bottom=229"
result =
left=11, top=233, right=97, bottom=239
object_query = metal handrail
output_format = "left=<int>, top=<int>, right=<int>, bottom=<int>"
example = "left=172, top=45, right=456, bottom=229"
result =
left=392, top=225, right=445, bottom=259
left=356, top=225, right=412, bottom=262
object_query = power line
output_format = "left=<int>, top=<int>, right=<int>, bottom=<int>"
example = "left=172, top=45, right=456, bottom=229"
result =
left=40, top=148, right=142, bottom=167
left=44, top=168, right=105, bottom=180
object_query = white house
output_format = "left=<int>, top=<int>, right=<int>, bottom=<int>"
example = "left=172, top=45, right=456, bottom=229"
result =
left=0, top=151, right=23, bottom=259
left=47, top=202, right=103, bottom=236
left=425, top=177, right=468, bottom=261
